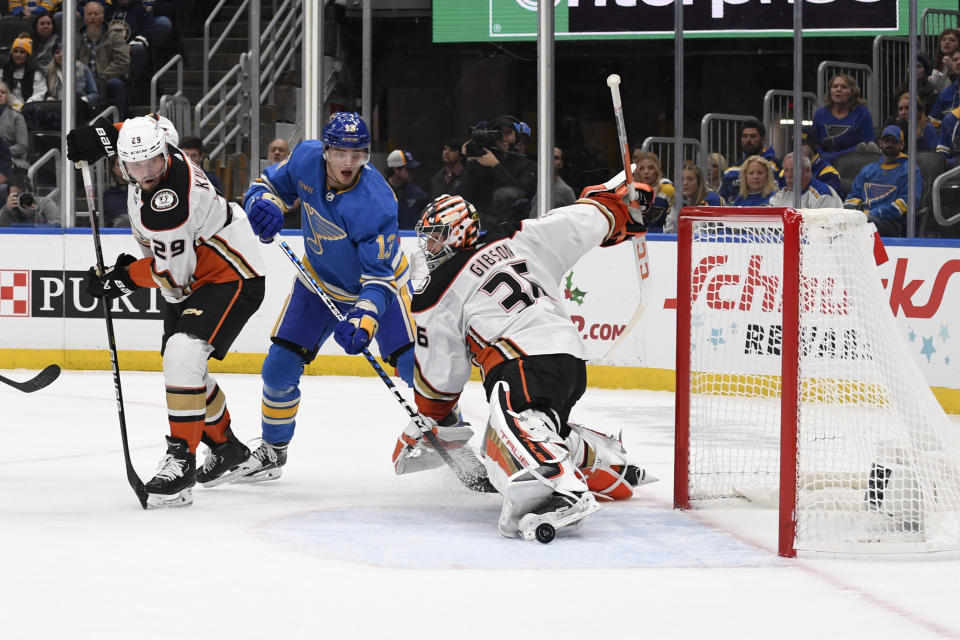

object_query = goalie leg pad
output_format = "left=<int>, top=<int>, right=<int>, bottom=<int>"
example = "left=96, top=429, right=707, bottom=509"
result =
left=566, top=423, right=658, bottom=501
left=481, top=381, right=588, bottom=537
left=392, top=411, right=475, bottom=476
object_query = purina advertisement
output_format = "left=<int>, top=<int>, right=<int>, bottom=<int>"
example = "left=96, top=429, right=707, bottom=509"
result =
left=0, top=230, right=957, bottom=391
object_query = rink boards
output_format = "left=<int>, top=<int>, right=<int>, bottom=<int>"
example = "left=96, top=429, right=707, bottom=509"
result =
left=0, top=229, right=957, bottom=409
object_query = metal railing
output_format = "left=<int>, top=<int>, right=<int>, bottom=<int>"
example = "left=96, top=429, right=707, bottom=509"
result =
left=259, top=0, right=303, bottom=103
left=762, top=89, right=817, bottom=158
left=159, top=94, right=192, bottom=142
left=640, top=136, right=706, bottom=181
left=920, top=9, right=960, bottom=67
left=204, top=0, right=251, bottom=97
left=872, top=36, right=910, bottom=128
left=931, top=164, right=960, bottom=229
left=817, top=61, right=873, bottom=123
left=150, top=53, right=184, bottom=114
left=26, top=148, right=61, bottom=224
left=195, top=53, right=250, bottom=162
left=700, top=113, right=757, bottom=170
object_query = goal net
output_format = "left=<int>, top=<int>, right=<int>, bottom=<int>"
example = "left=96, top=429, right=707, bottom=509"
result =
left=674, top=207, right=960, bottom=556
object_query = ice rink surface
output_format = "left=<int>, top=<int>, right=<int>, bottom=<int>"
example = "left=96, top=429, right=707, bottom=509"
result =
left=2, top=368, right=959, bottom=639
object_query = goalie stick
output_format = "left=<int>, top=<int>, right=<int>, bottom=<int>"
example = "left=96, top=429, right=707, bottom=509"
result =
left=273, top=239, right=496, bottom=494
left=604, top=74, right=651, bottom=360
left=79, top=161, right=149, bottom=510
left=0, top=364, right=61, bottom=393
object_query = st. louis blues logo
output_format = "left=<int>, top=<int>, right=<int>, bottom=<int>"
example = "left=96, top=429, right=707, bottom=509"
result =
left=863, top=182, right=898, bottom=206
left=823, top=124, right=851, bottom=144
left=303, top=201, right=346, bottom=254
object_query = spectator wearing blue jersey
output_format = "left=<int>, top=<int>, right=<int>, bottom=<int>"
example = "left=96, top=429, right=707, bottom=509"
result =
left=732, top=155, right=778, bottom=207
left=813, top=74, right=876, bottom=161
left=777, top=126, right=844, bottom=198
left=718, top=118, right=779, bottom=204
left=844, top=124, right=922, bottom=237
left=240, top=112, right=417, bottom=482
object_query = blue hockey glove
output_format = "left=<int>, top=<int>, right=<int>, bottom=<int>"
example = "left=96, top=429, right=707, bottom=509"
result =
left=334, top=299, right=380, bottom=355
left=86, top=253, right=139, bottom=300
left=247, top=193, right=285, bottom=243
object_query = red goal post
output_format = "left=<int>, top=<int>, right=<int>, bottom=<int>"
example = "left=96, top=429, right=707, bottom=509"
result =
left=674, top=206, right=960, bottom=558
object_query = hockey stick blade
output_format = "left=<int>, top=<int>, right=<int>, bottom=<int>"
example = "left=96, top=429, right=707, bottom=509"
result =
left=273, top=239, right=496, bottom=494
left=0, top=364, right=62, bottom=393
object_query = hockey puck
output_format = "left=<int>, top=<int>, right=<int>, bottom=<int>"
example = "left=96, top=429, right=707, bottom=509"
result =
left=535, top=523, right=556, bottom=544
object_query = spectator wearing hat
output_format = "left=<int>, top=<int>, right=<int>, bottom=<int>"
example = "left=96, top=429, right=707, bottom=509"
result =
left=844, top=124, right=922, bottom=237
left=77, top=0, right=130, bottom=119
left=514, top=121, right=532, bottom=157
left=30, top=13, right=59, bottom=75
left=777, top=126, right=844, bottom=198
left=386, top=148, right=429, bottom=230
left=2, top=35, right=47, bottom=109
left=891, top=54, right=938, bottom=117
left=428, top=138, right=465, bottom=199
left=0, top=82, right=30, bottom=171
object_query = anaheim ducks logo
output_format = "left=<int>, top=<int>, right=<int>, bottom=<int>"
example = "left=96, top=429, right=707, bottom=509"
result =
left=303, top=201, right=347, bottom=254
left=151, top=189, right=179, bottom=212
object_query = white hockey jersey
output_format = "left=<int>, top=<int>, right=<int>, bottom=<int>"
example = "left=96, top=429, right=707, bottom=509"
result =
left=125, top=146, right=265, bottom=302
left=412, top=201, right=612, bottom=419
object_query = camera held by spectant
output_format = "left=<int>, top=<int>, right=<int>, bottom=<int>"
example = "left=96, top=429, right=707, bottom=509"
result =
left=17, top=192, right=35, bottom=209
left=464, top=121, right=502, bottom=158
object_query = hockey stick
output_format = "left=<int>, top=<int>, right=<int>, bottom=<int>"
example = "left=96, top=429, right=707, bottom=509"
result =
left=604, top=74, right=650, bottom=360
left=0, top=364, right=61, bottom=393
left=274, top=239, right=496, bottom=493
left=78, top=160, right=149, bottom=509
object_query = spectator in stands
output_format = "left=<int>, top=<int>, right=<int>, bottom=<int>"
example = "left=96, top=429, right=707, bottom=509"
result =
left=781, top=126, right=844, bottom=198
left=460, top=117, right=537, bottom=228
left=892, top=54, right=937, bottom=117
left=386, top=148, right=429, bottom=230
left=530, top=146, right=576, bottom=215
left=143, top=0, right=175, bottom=50
left=107, top=0, right=157, bottom=92
left=732, top=155, right=778, bottom=207
left=514, top=121, right=532, bottom=157
left=718, top=118, right=779, bottom=204
left=845, top=124, right=922, bottom=237
left=632, top=151, right=675, bottom=232
left=890, top=93, right=938, bottom=151
left=3, top=35, right=47, bottom=109
left=102, top=155, right=130, bottom=227
left=930, top=50, right=960, bottom=122
left=47, top=38, right=98, bottom=103
left=929, top=28, right=960, bottom=92
left=178, top=136, right=224, bottom=194
left=78, top=0, right=129, bottom=119
left=936, top=104, right=960, bottom=167
left=0, top=82, right=30, bottom=171
left=706, top=152, right=727, bottom=192
left=814, top=74, right=876, bottom=161
left=267, top=137, right=290, bottom=165
left=663, top=163, right=722, bottom=233
left=8, top=1, right=60, bottom=20
left=428, top=138, right=465, bottom=199
left=30, top=14, right=58, bottom=75
left=0, top=175, right=58, bottom=227
left=770, top=152, right=842, bottom=209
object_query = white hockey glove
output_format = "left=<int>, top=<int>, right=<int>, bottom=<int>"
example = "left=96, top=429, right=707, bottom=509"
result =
left=392, top=413, right=474, bottom=475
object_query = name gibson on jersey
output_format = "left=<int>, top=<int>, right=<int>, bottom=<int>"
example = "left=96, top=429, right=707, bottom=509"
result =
left=469, top=243, right=516, bottom=278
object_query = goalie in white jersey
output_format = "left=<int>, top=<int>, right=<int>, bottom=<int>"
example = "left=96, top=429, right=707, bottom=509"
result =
left=392, top=175, right=657, bottom=541
left=67, top=115, right=267, bottom=508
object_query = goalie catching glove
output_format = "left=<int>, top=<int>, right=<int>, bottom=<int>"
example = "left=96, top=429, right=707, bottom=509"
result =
left=392, top=412, right=474, bottom=475
left=579, top=167, right=653, bottom=247
left=86, top=253, right=140, bottom=300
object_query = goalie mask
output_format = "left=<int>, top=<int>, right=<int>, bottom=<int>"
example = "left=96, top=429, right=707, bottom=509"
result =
left=416, top=194, right=480, bottom=270
left=117, top=116, right=170, bottom=188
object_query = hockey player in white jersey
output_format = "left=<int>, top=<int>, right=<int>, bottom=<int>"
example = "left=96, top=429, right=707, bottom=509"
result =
left=392, top=174, right=656, bottom=541
left=67, top=116, right=267, bottom=508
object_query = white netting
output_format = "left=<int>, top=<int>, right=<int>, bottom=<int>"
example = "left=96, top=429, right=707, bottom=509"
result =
left=684, top=208, right=960, bottom=552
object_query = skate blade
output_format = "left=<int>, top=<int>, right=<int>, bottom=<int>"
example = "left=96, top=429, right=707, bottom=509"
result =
left=146, top=488, right=194, bottom=509
left=198, top=458, right=261, bottom=488
left=519, top=501, right=603, bottom=541
left=234, top=467, right=283, bottom=483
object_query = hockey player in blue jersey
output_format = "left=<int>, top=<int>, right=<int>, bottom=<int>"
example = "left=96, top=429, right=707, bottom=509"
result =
left=239, top=111, right=416, bottom=481
left=844, top=124, right=922, bottom=237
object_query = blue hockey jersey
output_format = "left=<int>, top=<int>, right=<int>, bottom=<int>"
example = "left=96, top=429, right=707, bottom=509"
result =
left=813, top=104, right=874, bottom=161
left=843, top=154, right=922, bottom=222
left=718, top=146, right=779, bottom=204
left=244, top=140, right=406, bottom=317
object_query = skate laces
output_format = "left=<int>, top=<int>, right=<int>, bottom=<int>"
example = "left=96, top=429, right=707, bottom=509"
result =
left=200, top=450, right=221, bottom=473
left=251, top=440, right=278, bottom=464
left=154, top=453, right=186, bottom=480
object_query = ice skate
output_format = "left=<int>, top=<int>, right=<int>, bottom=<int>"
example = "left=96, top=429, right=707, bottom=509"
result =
left=235, top=439, right=288, bottom=483
left=518, top=491, right=601, bottom=544
left=145, top=436, right=196, bottom=509
left=197, top=427, right=258, bottom=487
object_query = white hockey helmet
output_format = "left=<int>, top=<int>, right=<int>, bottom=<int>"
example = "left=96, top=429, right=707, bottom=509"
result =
left=149, top=113, right=179, bottom=147
left=117, top=116, right=170, bottom=185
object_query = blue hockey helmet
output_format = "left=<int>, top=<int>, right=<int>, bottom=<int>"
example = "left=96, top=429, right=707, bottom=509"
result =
left=322, top=111, right=370, bottom=149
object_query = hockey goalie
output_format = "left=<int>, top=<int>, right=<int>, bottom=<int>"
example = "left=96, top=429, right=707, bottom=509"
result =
left=391, top=173, right=658, bottom=542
